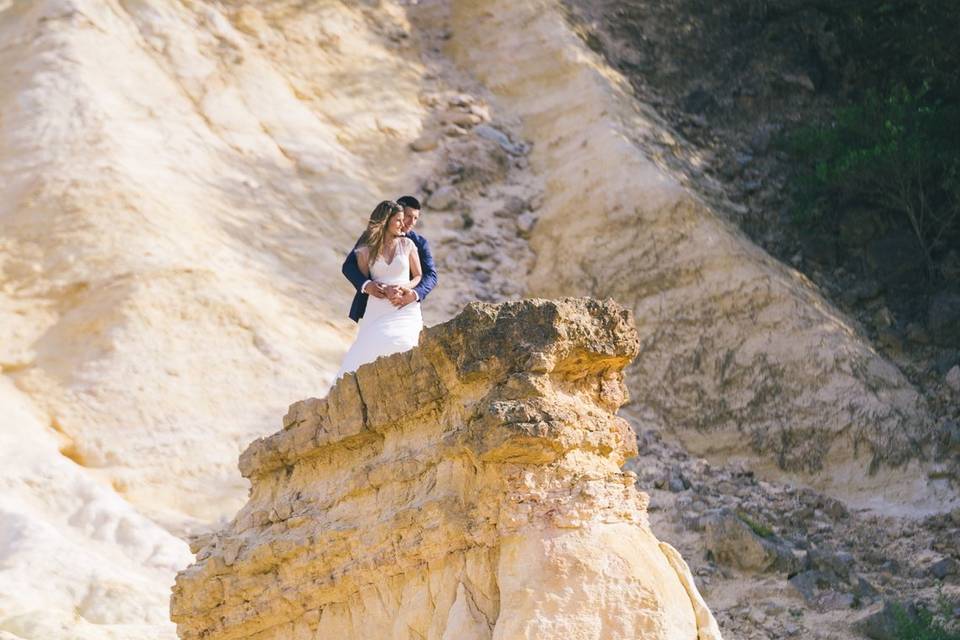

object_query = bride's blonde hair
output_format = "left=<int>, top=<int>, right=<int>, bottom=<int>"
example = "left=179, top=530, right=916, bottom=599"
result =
left=360, top=200, right=403, bottom=263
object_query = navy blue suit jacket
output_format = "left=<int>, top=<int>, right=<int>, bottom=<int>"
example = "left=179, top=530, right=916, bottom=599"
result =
left=341, top=230, right=437, bottom=322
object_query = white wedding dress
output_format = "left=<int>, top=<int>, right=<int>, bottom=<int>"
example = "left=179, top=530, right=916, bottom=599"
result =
left=336, top=238, right=423, bottom=379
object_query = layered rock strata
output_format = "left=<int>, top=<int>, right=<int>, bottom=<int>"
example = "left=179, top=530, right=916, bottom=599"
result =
left=171, top=298, right=721, bottom=640
left=447, top=0, right=944, bottom=507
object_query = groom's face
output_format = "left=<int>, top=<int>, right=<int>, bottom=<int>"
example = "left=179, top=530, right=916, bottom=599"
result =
left=401, top=207, right=420, bottom=233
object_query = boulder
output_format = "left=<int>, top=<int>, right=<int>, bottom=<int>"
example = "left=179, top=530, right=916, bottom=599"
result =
left=855, top=601, right=921, bottom=640
left=946, top=365, right=960, bottom=393
left=703, top=509, right=800, bottom=573
left=930, top=557, right=958, bottom=580
left=807, top=547, right=855, bottom=581
left=474, top=123, right=527, bottom=155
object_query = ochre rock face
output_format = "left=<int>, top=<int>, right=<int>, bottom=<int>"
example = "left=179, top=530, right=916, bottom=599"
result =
left=171, top=298, right=721, bottom=640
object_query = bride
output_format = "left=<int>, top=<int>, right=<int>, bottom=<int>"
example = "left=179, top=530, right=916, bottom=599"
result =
left=336, top=200, right=423, bottom=378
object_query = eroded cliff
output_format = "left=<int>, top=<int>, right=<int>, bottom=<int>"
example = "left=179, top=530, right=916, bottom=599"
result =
left=171, top=298, right=721, bottom=640
left=444, top=0, right=950, bottom=508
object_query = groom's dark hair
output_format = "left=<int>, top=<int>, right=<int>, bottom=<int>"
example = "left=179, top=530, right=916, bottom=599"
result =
left=396, top=195, right=421, bottom=210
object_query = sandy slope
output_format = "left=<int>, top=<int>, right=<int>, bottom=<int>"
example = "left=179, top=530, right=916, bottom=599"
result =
left=0, top=1, right=431, bottom=636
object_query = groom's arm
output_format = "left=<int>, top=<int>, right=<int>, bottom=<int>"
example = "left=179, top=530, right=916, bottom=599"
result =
left=412, top=236, right=437, bottom=302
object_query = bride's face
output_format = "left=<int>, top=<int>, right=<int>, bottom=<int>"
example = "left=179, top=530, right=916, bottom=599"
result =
left=386, top=211, right=404, bottom=237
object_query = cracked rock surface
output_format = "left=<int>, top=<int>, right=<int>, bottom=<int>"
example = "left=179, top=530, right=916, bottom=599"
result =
left=171, top=298, right=721, bottom=640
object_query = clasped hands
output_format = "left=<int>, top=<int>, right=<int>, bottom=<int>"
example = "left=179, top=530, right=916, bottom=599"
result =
left=365, top=281, right=416, bottom=308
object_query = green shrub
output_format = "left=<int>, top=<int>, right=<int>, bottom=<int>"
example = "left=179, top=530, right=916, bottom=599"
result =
left=785, top=84, right=960, bottom=277
left=890, top=601, right=960, bottom=640
left=736, top=511, right=775, bottom=539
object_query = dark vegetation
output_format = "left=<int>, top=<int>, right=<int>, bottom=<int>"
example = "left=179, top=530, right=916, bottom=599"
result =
left=564, top=0, right=960, bottom=363
left=890, top=599, right=960, bottom=640
left=783, top=0, right=960, bottom=292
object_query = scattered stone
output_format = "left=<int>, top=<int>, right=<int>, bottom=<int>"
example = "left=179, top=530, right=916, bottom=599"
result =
left=419, top=92, right=442, bottom=108
left=942, top=420, right=960, bottom=452
left=187, top=532, right=215, bottom=555
left=820, top=497, right=849, bottom=520
left=930, top=557, right=958, bottom=579
left=443, top=110, right=483, bottom=128
left=747, top=609, right=766, bottom=625
left=856, top=601, right=920, bottom=640
left=819, top=591, right=855, bottom=611
left=420, top=178, right=438, bottom=195
left=703, top=509, right=799, bottom=573
left=873, top=306, right=895, bottom=329
left=852, top=575, right=880, bottom=602
left=427, top=185, right=458, bottom=211
left=515, top=212, right=537, bottom=238
left=493, top=196, right=528, bottom=218
left=667, top=466, right=690, bottom=492
left=807, top=547, right=855, bottom=581
left=468, top=103, right=491, bottom=120
left=946, top=365, right=960, bottom=393
left=658, top=131, right=677, bottom=147
left=443, top=124, right=468, bottom=137
left=474, top=123, right=527, bottom=155
left=789, top=570, right=836, bottom=603
left=780, top=72, right=816, bottom=92
left=447, top=93, right=474, bottom=107
left=668, top=474, right=687, bottom=493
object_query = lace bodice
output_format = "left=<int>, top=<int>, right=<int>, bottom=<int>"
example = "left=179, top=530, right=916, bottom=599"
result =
left=368, top=237, right=413, bottom=285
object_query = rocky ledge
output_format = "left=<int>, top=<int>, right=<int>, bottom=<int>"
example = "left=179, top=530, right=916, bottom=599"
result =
left=170, top=298, right=721, bottom=640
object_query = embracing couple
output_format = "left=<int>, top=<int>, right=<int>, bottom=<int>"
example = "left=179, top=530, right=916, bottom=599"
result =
left=336, top=196, right=438, bottom=379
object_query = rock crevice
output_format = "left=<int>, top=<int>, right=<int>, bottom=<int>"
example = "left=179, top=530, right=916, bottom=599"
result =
left=171, top=298, right=721, bottom=640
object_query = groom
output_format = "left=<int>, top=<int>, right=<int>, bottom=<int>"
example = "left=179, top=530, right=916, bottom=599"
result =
left=341, top=195, right=438, bottom=322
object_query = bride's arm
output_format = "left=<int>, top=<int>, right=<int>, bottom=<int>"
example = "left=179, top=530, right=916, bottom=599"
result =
left=356, top=246, right=371, bottom=277
left=407, top=241, right=422, bottom=289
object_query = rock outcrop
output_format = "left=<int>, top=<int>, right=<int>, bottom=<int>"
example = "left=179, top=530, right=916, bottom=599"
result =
left=171, top=298, right=721, bottom=640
